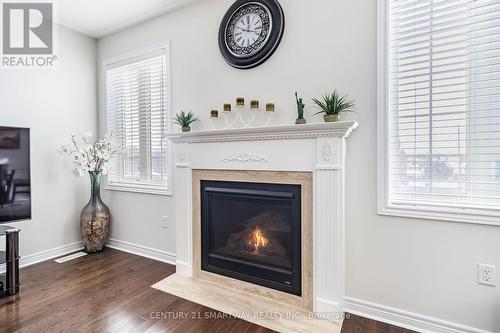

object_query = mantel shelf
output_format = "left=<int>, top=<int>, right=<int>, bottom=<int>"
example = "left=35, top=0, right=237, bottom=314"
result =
left=167, top=121, right=359, bottom=144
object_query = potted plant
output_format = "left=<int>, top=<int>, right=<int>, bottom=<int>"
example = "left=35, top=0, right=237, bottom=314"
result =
left=174, top=111, right=198, bottom=132
left=312, top=90, right=355, bottom=122
left=59, top=132, right=120, bottom=252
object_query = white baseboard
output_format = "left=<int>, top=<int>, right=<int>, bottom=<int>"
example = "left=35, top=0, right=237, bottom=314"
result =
left=0, top=239, right=175, bottom=273
left=0, top=241, right=83, bottom=273
left=106, top=238, right=176, bottom=265
left=344, top=297, right=491, bottom=333
left=175, top=260, right=192, bottom=277
left=315, top=297, right=342, bottom=314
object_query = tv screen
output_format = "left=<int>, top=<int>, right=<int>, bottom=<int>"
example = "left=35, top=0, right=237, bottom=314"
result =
left=0, top=127, right=31, bottom=223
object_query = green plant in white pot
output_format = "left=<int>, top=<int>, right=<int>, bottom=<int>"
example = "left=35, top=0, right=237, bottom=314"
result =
left=174, top=111, right=198, bottom=132
left=313, top=90, right=355, bottom=122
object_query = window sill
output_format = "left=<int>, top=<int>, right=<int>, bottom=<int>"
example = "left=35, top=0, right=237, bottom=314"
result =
left=105, top=183, right=172, bottom=196
left=378, top=204, right=500, bottom=227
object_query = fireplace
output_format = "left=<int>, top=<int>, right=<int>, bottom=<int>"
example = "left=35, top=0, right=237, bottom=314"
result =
left=201, top=180, right=301, bottom=296
left=172, top=123, right=358, bottom=314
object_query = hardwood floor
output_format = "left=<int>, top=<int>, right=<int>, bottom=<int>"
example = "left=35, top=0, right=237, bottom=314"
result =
left=0, top=249, right=415, bottom=333
left=342, top=314, right=416, bottom=333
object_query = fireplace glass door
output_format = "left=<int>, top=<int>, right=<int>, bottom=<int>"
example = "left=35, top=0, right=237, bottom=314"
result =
left=201, top=180, right=301, bottom=295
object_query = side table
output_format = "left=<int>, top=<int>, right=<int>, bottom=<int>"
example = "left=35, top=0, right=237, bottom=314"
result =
left=0, top=226, right=20, bottom=297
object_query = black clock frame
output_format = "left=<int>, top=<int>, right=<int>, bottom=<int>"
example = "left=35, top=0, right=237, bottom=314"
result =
left=218, top=0, right=285, bottom=69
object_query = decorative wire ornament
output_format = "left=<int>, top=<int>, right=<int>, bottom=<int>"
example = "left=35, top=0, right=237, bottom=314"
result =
left=209, top=104, right=275, bottom=130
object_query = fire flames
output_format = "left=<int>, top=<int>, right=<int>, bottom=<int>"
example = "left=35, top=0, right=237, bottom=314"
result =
left=249, top=227, right=269, bottom=255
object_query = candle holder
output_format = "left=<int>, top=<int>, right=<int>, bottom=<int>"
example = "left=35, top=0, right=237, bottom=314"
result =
left=250, top=100, right=260, bottom=110
left=266, top=103, right=275, bottom=112
left=260, top=103, right=275, bottom=127
left=209, top=98, right=276, bottom=129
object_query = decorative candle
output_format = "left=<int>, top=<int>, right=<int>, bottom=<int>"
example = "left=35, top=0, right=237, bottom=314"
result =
left=223, top=104, right=232, bottom=112
left=236, top=97, right=245, bottom=107
left=250, top=100, right=259, bottom=110
left=210, top=110, right=219, bottom=118
left=266, top=103, right=275, bottom=112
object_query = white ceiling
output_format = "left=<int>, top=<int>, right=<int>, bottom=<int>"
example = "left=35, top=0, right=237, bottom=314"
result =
left=56, top=0, right=200, bottom=39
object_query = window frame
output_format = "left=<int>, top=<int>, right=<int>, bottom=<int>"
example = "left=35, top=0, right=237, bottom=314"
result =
left=377, top=0, right=500, bottom=226
left=103, top=41, right=173, bottom=196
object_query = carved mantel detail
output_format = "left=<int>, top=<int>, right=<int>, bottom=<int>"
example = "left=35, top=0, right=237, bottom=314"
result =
left=222, top=152, right=269, bottom=163
left=176, top=145, right=188, bottom=163
left=320, top=141, right=334, bottom=162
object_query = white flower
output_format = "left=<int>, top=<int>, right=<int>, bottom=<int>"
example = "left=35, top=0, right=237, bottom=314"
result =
left=57, top=145, right=72, bottom=155
left=59, top=131, right=119, bottom=177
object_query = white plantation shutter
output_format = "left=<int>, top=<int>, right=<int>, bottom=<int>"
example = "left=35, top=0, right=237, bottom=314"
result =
left=105, top=47, right=170, bottom=194
left=386, top=0, right=500, bottom=220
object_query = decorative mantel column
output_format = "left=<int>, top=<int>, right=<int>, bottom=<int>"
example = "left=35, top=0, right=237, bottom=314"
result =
left=314, top=136, right=347, bottom=314
left=168, top=121, right=358, bottom=314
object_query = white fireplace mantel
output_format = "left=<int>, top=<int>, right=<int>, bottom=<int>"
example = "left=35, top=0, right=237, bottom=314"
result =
left=168, top=120, right=359, bottom=315
left=168, top=121, right=359, bottom=143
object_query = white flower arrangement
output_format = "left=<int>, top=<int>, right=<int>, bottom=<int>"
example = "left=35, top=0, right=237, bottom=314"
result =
left=59, top=131, right=121, bottom=177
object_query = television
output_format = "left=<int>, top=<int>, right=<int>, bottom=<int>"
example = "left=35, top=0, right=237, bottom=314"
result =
left=0, top=127, right=31, bottom=223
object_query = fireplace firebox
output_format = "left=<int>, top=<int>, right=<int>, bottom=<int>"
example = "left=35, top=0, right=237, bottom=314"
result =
left=201, top=180, right=301, bottom=296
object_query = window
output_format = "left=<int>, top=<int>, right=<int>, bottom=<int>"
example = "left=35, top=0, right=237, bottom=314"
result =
left=104, top=43, right=171, bottom=195
left=378, top=0, right=500, bottom=224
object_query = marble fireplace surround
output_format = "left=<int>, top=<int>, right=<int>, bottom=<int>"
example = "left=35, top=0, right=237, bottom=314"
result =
left=168, top=121, right=358, bottom=316
left=192, top=169, right=314, bottom=311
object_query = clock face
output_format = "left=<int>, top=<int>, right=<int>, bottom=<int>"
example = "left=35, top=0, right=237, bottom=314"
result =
left=225, top=3, right=272, bottom=58
left=219, top=0, right=284, bottom=69
left=233, top=13, right=263, bottom=48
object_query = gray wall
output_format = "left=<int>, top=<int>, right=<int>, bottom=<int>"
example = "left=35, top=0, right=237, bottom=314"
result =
left=0, top=26, right=97, bottom=258
left=97, top=1, right=500, bottom=331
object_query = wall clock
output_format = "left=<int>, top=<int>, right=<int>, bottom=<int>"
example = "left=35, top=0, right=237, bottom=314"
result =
left=219, top=0, right=285, bottom=69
